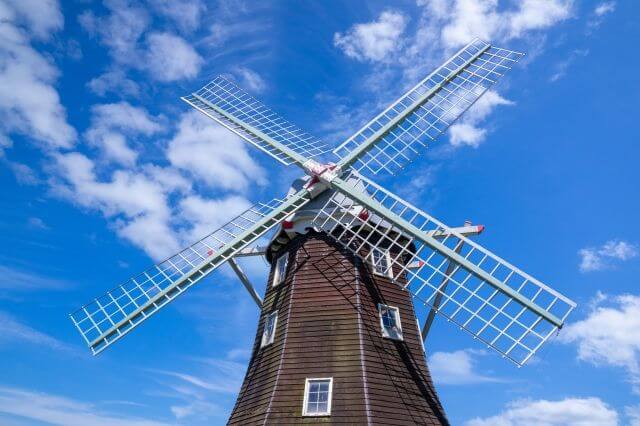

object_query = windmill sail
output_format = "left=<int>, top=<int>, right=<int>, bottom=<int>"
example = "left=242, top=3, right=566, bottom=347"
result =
left=70, top=190, right=311, bottom=354
left=334, top=39, right=523, bottom=176
left=183, top=76, right=331, bottom=167
left=314, top=172, right=575, bottom=366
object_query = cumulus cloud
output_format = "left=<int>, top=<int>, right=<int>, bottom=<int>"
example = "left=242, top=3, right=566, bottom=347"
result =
left=425, top=0, right=574, bottom=50
left=559, top=293, right=640, bottom=393
left=179, top=195, right=251, bottom=243
left=79, top=2, right=202, bottom=82
left=0, top=3, right=76, bottom=150
left=51, top=152, right=180, bottom=260
left=233, top=67, right=267, bottom=93
left=78, top=0, right=149, bottom=64
left=0, top=386, right=170, bottom=426
left=1, top=0, right=64, bottom=39
left=428, top=349, right=502, bottom=385
left=85, top=102, right=164, bottom=165
left=465, top=397, right=618, bottom=426
left=578, top=239, right=638, bottom=272
left=149, top=0, right=205, bottom=32
left=144, top=32, right=203, bottom=82
left=87, top=69, right=141, bottom=98
left=449, top=91, right=514, bottom=147
left=334, top=10, right=407, bottom=62
left=167, top=111, right=266, bottom=192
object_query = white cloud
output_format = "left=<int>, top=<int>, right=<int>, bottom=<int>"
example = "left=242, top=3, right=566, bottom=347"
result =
left=51, top=152, right=180, bottom=260
left=578, top=239, right=638, bottom=272
left=8, top=161, right=40, bottom=185
left=87, top=70, right=140, bottom=98
left=144, top=32, right=203, bottom=82
left=179, top=195, right=251, bottom=243
left=549, top=48, right=589, bottom=82
left=588, top=2, right=616, bottom=30
left=1, top=0, right=63, bottom=39
left=0, top=7, right=76, bottom=150
left=0, top=311, right=73, bottom=353
left=0, top=386, right=170, bottom=426
left=334, top=10, right=408, bottom=62
left=559, top=293, right=640, bottom=393
left=465, top=397, right=618, bottom=426
left=627, top=405, right=640, bottom=426
left=27, top=216, right=49, bottom=230
left=428, top=349, right=501, bottom=385
left=152, top=357, right=245, bottom=421
left=167, top=110, right=266, bottom=192
left=426, top=0, right=573, bottom=50
left=150, top=0, right=205, bottom=32
left=233, top=67, right=267, bottom=93
left=85, top=102, right=164, bottom=165
left=594, top=2, right=616, bottom=17
left=78, top=0, right=149, bottom=64
left=449, top=91, right=514, bottom=147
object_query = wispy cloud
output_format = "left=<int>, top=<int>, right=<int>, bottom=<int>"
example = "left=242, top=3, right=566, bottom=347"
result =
left=549, top=49, right=589, bottom=82
left=465, top=396, right=618, bottom=426
left=149, top=356, right=246, bottom=421
left=578, top=239, right=638, bottom=272
left=588, top=2, right=616, bottom=30
left=0, top=386, right=170, bottom=426
left=0, top=265, right=71, bottom=292
left=0, top=311, right=74, bottom=354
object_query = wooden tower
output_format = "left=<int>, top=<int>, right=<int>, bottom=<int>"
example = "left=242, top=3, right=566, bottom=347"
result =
left=228, top=231, right=448, bottom=425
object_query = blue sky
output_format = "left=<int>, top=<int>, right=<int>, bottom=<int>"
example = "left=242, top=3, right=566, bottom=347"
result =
left=0, top=0, right=639, bottom=424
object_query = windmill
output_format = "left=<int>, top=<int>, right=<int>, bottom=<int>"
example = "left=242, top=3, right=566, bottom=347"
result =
left=70, top=39, right=576, bottom=424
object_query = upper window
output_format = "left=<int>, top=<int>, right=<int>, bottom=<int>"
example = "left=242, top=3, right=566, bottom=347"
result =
left=261, top=311, right=278, bottom=348
left=378, top=304, right=403, bottom=341
left=272, top=253, right=289, bottom=287
left=302, top=377, right=333, bottom=416
left=369, top=247, right=393, bottom=278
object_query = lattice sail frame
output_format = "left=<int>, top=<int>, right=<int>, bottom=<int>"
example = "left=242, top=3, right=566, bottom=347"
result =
left=334, top=39, right=524, bottom=176
left=182, top=76, right=331, bottom=166
left=70, top=192, right=310, bottom=354
left=313, top=172, right=575, bottom=366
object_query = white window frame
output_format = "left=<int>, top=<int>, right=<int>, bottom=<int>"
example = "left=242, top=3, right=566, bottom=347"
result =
left=378, top=303, right=403, bottom=341
left=302, top=377, right=333, bottom=417
left=260, top=311, right=278, bottom=348
left=272, top=252, right=289, bottom=287
left=368, top=247, right=393, bottom=278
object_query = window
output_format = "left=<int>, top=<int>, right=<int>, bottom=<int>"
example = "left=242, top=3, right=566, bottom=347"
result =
left=272, top=253, right=288, bottom=287
left=302, top=378, right=333, bottom=416
left=378, top=304, right=403, bottom=341
left=261, top=311, right=278, bottom=348
left=369, top=247, right=392, bottom=278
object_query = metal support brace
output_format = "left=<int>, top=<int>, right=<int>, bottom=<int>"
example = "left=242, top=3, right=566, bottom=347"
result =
left=422, top=227, right=468, bottom=341
left=234, top=246, right=267, bottom=257
left=228, top=258, right=263, bottom=307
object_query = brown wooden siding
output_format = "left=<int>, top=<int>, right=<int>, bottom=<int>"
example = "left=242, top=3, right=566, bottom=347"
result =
left=228, top=232, right=448, bottom=425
